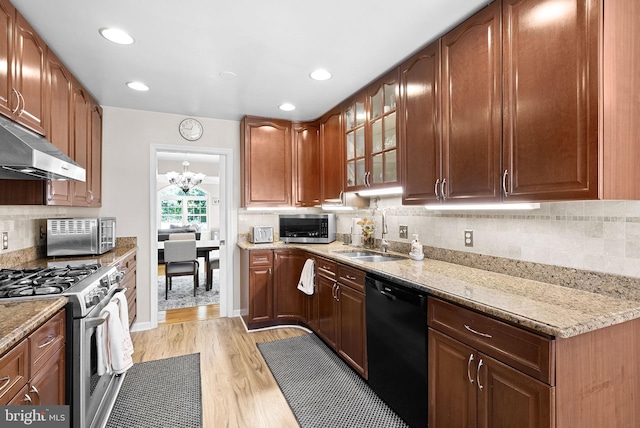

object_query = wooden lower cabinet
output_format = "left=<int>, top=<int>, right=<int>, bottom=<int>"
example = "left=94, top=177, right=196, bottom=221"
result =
left=240, top=249, right=274, bottom=327
left=273, top=249, right=307, bottom=321
left=315, top=269, right=338, bottom=349
left=114, top=250, right=137, bottom=326
left=336, top=282, right=366, bottom=378
left=429, top=328, right=553, bottom=428
left=0, top=309, right=66, bottom=406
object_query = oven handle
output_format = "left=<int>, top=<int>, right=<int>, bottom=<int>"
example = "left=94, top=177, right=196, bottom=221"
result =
left=85, top=288, right=128, bottom=328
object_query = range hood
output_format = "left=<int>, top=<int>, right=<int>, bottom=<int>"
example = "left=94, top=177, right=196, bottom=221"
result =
left=0, top=115, right=85, bottom=181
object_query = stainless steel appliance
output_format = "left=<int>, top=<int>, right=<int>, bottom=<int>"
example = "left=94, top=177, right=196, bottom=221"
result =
left=0, top=263, right=125, bottom=428
left=279, top=213, right=336, bottom=244
left=47, top=217, right=116, bottom=256
left=249, top=226, right=274, bottom=243
left=366, top=273, right=428, bottom=428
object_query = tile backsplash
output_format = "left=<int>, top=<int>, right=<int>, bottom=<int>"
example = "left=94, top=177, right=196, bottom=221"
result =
left=239, top=199, right=640, bottom=279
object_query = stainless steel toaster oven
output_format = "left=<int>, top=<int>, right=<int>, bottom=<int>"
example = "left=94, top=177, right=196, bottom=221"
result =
left=47, top=217, right=116, bottom=256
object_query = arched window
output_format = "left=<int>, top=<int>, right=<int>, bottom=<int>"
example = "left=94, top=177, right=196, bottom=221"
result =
left=158, top=186, right=209, bottom=232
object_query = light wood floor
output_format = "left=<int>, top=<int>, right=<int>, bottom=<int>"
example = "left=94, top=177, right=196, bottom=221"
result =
left=131, top=305, right=307, bottom=428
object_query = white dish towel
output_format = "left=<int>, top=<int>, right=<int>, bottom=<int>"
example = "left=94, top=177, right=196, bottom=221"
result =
left=96, top=295, right=134, bottom=375
left=297, top=258, right=315, bottom=295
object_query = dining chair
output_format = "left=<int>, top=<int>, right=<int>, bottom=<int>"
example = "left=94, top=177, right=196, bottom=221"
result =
left=163, top=239, right=199, bottom=299
left=207, top=250, right=220, bottom=291
left=168, top=232, right=196, bottom=240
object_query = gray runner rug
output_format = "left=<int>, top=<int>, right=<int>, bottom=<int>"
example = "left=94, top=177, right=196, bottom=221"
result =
left=105, top=353, right=202, bottom=428
left=257, top=334, right=408, bottom=428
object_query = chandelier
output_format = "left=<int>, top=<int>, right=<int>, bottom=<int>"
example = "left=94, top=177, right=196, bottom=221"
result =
left=166, top=161, right=206, bottom=193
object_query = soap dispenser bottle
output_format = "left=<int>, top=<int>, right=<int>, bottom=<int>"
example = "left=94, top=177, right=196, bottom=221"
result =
left=410, top=234, right=424, bottom=260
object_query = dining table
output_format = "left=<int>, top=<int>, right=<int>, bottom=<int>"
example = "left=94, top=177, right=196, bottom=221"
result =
left=158, top=239, right=220, bottom=290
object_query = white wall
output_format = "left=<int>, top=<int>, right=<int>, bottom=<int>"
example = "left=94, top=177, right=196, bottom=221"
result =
left=101, top=107, right=240, bottom=326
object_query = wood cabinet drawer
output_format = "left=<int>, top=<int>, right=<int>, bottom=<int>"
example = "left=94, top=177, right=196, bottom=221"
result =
left=316, top=257, right=337, bottom=278
left=28, top=310, right=65, bottom=376
left=249, top=250, right=273, bottom=267
left=427, top=297, right=554, bottom=385
left=0, top=340, right=28, bottom=405
left=337, top=264, right=366, bottom=293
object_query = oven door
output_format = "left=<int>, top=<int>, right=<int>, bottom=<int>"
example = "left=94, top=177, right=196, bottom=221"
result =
left=73, top=292, right=124, bottom=428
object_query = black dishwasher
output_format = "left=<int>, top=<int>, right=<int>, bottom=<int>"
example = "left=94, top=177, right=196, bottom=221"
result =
left=366, top=273, right=428, bottom=428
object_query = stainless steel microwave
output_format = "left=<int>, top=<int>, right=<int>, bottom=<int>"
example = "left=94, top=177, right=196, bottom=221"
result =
left=279, top=214, right=336, bottom=244
left=47, top=217, right=116, bottom=256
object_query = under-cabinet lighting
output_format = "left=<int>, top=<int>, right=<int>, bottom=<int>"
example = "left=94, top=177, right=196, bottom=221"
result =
left=424, top=203, right=541, bottom=211
left=357, top=186, right=403, bottom=197
left=321, top=205, right=355, bottom=211
left=245, top=206, right=297, bottom=211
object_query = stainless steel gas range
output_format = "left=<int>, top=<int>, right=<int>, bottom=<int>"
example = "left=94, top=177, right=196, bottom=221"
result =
left=0, top=262, right=125, bottom=428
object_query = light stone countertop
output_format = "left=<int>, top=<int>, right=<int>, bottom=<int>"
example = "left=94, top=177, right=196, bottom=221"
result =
left=238, top=241, right=640, bottom=338
left=0, top=298, right=67, bottom=355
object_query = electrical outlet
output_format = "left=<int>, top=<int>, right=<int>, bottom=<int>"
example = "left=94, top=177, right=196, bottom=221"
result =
left=1, top=232, right=8, bottom=250
left=464, top=230, right=473, bottom=247
left=399, top=225, right=408, bottom=239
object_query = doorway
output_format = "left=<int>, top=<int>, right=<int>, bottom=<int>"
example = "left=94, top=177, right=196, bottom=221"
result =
left=149, top=144, right=233, bottom=328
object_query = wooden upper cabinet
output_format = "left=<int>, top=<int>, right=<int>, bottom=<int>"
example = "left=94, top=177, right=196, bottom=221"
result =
left=502, top=0, right=599, bottom=201
left=71, top=82, right=91, bottom=206
left=0, top=0, right=14, bottom=119
left=89, top=102, right=102, bottom=207
left=367, top=69, right=399, bottom=189
left=45, top=51, right=73, bottom=206
left=441, top=0, right=502, bottom=203
left=241, top=116, right=292, bottom=207
left=292, top=122, right=320, bottom=207
left=400, top=40, right=441, bottom=205
left=12, top=11, right=46, bottom=135
left=344, top=69, right=400, bottom=191
left=320, top=109, right=344, bottom=204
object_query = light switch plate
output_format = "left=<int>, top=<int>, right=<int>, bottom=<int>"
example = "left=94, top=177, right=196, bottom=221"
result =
left=1, top=232, right=8, bottom=250
left=399, top=225, right=408, bottom=239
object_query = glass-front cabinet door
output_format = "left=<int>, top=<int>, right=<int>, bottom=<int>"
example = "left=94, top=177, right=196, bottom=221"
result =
left=344, top=69, right=399, bottom=191
left=369, top=76, right=398, bottom=186
left=345, top=93, right=366, bottom=188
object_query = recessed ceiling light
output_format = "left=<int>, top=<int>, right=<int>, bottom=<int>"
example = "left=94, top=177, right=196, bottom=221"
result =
left=99, top=27, right=134, bottom=45
left=126, top=81, right=149, bottom=91
left=279, top=103, right=296, bottom=111
left=310, top=69, right=332, bottom=81
left=219, top=71, right=237, bottom=80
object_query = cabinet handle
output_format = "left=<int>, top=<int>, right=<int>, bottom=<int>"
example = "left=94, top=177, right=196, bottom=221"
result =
left=29, top=386, right=40, bottom=404
left=440, top=178, right=447, bottom=200
left=331, top=283, right=336, bottom=299
left=466, top=354, right=475, bottom=384
left=23, top=393, right=33, bottom=404
left=434, top=179, right=441, bottom=200
left=322, top=265, right=331, bottom=271
left=345, top=275, right=356, bottom=280
left=502, top=169, right=509, bottom=198
left=38, top=334, right=57, bottom=349
left=476, top=359, right=484, bottom=391
left=11, top=88, right=20, bottom=114
left=47, top=180, right=55, bottom=201
left=335, top=284, right=340, bottom=302
left=464, top=324, right=492, bottom=338
left=0, top=375, right=10, bottom=391
left=16, top=91, right=25, bottom=117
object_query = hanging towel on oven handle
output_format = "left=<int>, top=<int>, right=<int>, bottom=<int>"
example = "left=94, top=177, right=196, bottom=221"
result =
left=297, top=258, right=315, bottom=295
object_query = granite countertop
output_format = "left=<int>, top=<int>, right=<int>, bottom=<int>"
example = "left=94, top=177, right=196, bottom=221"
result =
left=0, top=245, right=137, bottom=356
left=0, top=298, right=67, bottom=355
left=238, top=241, right=640, bottom=338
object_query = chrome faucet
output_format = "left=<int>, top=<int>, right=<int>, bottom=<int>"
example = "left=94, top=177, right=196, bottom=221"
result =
left=381, top=210, right=389, bottom=253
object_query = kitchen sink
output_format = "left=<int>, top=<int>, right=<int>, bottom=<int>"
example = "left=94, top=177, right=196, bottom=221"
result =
left=337, top=251, right=380, bottom=258
left=336, top=250, right=405, bottom=262
left=355, top=255, right=405, bottom=262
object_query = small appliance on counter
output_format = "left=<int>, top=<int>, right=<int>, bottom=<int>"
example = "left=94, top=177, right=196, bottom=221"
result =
left=47, top=217, right=116, bottom=256
left=249, top=226, right=274, bottom=243
left=279, top=213, right=336, bottom=244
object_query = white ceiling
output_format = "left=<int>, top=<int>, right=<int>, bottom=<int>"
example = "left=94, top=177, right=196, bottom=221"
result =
left=11, top=0, right=488, bottom=122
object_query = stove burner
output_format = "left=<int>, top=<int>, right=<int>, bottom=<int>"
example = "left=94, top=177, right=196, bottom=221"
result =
left=0, top=263, right=102, bottom=298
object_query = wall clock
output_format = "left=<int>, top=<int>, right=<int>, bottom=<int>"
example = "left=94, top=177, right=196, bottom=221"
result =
left=179, top=118, right=203, bottom=141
